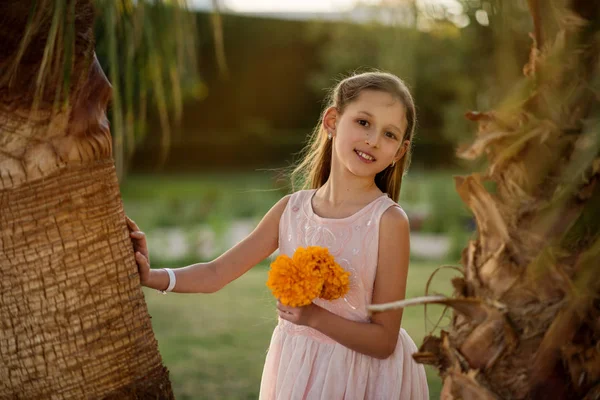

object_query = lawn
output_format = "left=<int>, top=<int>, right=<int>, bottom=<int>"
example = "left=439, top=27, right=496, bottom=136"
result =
left=122, top=171, right=465, bottom=399
left=145, top=260, right=458, bottom=399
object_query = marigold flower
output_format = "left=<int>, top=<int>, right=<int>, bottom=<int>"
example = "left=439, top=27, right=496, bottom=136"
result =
left=266, top=253, right=323, bottom=307
left=320, top=262, right=350, bottom=300
left=266, top=246, right=350, bottom=306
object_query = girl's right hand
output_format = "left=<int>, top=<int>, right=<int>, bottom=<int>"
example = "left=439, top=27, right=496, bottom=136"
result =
left=126, top=216, right=151, bottom=285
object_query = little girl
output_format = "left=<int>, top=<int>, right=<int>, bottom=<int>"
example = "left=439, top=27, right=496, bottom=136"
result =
left=128, top=71, right=429, bottom=399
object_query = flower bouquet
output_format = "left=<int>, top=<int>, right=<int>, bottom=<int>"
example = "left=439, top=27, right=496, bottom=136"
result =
left=266, top=246, right=350, bottom=307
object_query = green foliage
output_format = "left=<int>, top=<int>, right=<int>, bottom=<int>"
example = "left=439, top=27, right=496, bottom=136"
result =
left=94, top=0, right=201, bottom=177
left=402, top=171, right=472, bottom=230
left=3, top=0, right=202, bottom=178
left=126, top=8, right=529, bottom=171
left=121, top=172, right=285, bottom=229
left=306, top=17, right=476, bottom=149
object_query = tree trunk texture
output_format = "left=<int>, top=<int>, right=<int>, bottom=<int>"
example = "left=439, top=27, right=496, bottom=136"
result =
left=1, top=161, right=172, bottom=398
left=414, top=1, right=600, bottom=399
left=0, top=1, right=173, bottom=398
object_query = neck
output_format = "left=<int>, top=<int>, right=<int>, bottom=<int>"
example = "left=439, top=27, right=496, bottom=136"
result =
left=319, top=157, right=380, bottom=206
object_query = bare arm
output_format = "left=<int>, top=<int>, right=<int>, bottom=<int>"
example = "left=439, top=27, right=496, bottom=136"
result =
left=277, top=206, right=410, bottom=359
left=129, top=195, right=291, bottom=293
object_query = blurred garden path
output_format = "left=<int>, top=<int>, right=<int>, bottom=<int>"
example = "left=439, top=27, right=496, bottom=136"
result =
left=150, top=220, right=451, bottom=262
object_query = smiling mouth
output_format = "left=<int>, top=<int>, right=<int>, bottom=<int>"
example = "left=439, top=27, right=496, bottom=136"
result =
left=354, top=149, right=376, bottom=162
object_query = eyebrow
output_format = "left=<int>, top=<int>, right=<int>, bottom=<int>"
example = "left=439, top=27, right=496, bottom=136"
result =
left=357, top=111, right=402, bottom=133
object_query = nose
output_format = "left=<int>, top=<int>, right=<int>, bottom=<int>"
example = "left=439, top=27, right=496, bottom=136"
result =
left=365, top=133, right=380, bottom=149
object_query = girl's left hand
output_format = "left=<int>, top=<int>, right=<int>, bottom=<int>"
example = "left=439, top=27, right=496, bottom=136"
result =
left=276, top=300, right=321, bottom=327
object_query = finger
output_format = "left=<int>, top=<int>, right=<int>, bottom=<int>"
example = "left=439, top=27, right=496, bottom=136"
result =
left=277, top=303, right=289, bottom=313
left=276, top=302, right=291, bottom=312
left=135, top=251, right=150, bottom=268
left=130, top=232, right=148, bottom=253
left=277, top=306, right=296, bottom=318
left=126, top=217, right=140, bottom=231
left=129, top=231, right=145, bottom=239
left=277, top=310, right=291, bottom=320
left=129, top=231, right=148, bottom=248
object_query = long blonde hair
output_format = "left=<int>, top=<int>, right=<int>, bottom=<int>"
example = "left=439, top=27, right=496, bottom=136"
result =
left=291, top=71, right=417, bottom=202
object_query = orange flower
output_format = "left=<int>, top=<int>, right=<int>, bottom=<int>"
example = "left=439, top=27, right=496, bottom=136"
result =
left=320, top=262, right=350, bottom=300
left=266, top=246, right=350, bottom=306
left=266, top=253, right=323, bottom=307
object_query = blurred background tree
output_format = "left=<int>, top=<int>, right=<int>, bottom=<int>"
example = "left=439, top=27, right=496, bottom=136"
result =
left=121, top=1, right=533, bottom=174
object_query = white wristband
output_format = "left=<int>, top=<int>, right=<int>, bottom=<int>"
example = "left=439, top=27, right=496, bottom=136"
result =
left=160, top=268, right=176, bottom=294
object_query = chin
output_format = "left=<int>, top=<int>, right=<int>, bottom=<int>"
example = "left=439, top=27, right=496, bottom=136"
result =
left=347, top=165, right=379, bottom=179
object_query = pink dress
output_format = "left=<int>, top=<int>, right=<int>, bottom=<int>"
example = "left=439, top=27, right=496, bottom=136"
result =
left=259, top=189, right=429, bottom=400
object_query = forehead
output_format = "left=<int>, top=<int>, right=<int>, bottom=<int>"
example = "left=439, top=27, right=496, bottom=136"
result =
left=345, top=90, right=406, bottom=123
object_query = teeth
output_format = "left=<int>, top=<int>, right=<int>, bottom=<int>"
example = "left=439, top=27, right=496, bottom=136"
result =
left=356, top=150, right=374, bottom=161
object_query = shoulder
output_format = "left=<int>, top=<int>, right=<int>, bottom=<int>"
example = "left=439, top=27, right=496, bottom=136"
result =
left=255, top=194, right=292, bottom=237
left=377, top=204, right=410, bottom=266
left=269, top=189, right=313, bottom=215
left=271, top=193, right=292, bottom=214
left=258, top=194, right=292, bottom=223
left=380, top=203, right=410, bottom=237
left=284, top=189, right=314, bottom=206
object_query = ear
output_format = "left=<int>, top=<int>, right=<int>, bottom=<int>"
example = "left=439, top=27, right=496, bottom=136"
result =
left=322, top=107, right=338, bottom=137
left=394, top=140, right=410, bottom=162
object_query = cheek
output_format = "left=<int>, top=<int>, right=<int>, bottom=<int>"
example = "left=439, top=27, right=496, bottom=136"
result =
left=336, top=135, right=359, bottom=157
left=338, top=124, right=364, bottom=144
left=383, top=143, right=401, bottom=159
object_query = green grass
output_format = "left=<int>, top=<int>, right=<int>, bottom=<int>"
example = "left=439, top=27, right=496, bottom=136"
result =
left=145, top=261, right=459, bottom=399
left=123, top=171, right=466, bottom=398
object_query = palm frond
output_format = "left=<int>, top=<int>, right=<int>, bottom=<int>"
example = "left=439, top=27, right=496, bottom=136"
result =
left=0, top=0, right=209, bottom=178
left=94, top=0, right=200, bottom=176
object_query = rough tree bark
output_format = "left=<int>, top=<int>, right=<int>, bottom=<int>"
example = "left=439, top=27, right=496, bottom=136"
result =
left=410, top=1, right=600, bottom=399
left=0, top=1, right=173, bottom=398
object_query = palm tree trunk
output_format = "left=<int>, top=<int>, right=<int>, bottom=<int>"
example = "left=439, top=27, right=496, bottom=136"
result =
left=411, top=1, right=600, bottom=399
left=1, top=161, right=172, bottom=398
left=0, top=1, right=173, bottom=397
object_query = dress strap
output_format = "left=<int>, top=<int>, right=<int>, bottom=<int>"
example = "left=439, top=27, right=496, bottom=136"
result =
left=372, top=196, right=402, bottom=221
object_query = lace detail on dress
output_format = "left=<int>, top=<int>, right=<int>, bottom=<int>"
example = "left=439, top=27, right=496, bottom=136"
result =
left=260, top=190, right=429, bottom=400
left=277, top=190, right=401, bottom=326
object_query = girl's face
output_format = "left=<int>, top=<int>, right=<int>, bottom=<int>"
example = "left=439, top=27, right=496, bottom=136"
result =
left=325, top=90, right=409, bottom=178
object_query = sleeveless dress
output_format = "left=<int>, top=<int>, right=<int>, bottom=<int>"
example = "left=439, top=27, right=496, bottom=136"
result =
left=259, top=189, right=429, bottom=400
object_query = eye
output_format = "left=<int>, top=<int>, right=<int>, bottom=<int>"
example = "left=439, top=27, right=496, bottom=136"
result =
left=385, top=131, right=398, bottom=139
left=357, top=119, right=369, bottom=127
